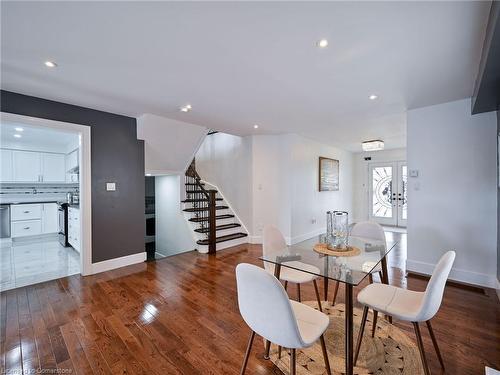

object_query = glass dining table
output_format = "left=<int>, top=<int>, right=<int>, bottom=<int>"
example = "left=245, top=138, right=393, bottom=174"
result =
left=259, top=234, right=398, bottom=375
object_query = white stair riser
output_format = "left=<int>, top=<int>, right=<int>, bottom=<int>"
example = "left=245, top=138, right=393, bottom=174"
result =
left=197, top=236, right=248, bottom=254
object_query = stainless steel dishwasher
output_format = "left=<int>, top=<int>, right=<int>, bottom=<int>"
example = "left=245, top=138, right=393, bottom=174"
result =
left=0, top=204, right=10, bottom=238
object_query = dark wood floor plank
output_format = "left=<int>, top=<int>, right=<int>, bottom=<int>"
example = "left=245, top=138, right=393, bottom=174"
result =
left=1, top=236, right=499, bottom=375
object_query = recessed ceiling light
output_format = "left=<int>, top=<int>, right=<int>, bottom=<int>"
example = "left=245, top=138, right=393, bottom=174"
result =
left=369, top=94, right=378, bottom=100
left=253, top=124, right=259, bottom=129
left=44, top=61, right=57, bottom=68
left=15, top=127, right=24, bottom=132
left=185, top=104, right=192, bottom=109
left=180, top=104, right=192, bottom=112
left=13, top=134, right=22, bottom=138
left=146, top=173, right=151, bottom=177
left=317, top=39, right=329, bottom=48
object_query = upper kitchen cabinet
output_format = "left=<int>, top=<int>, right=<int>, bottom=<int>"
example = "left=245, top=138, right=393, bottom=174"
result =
left=12, top=150, right=41, bottom=182
left=41, top=153, right=65, bottom=182
left=66, top=149, right=78, bottom=172
left=1, top=149, right=13, bottom=181
left=9, top=150, right=66, bottom=183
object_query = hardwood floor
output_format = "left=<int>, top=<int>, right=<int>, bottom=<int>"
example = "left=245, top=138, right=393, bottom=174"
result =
left=1, top=233, right=499, bottom=374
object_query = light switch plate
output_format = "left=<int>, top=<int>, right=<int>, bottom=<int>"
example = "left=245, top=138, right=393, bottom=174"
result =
left=106, top=182, right=116, bottom=191
left=409, top=169, right=419, bottom=178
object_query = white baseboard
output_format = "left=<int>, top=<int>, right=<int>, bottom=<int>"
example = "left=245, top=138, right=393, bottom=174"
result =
left=496, top=279, right=500, bottom=302
left=290, top=227, right=326, bottom=245
left=91, top=252, right=146, bottom=274
left=406, top=259, right=496, bottom=289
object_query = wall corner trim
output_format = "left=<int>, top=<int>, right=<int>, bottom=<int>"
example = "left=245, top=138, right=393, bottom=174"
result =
left=406, top=258, right=497, bottom=289
left=91, top=252, right=146, bottom=275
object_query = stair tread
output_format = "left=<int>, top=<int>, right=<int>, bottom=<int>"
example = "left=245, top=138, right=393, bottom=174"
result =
left=183, top=205, right=228, bottom=213
left=194, top=223, right=241, bottom=233
left=185, top=182, right=205, bottom=186
left=182, top=198, right=223, bottom=203
left=196, top=232, right=248, bottom=245
left=189, top=214, right=234, bottom=222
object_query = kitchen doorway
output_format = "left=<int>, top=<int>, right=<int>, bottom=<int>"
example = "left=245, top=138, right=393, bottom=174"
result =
left=368, top=161, right=407, bottom=227
left=0, top=112, right=91, bottom=291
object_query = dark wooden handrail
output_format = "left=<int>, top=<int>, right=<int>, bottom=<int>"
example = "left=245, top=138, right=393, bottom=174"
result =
left=185, top=159, right=216, bottom=254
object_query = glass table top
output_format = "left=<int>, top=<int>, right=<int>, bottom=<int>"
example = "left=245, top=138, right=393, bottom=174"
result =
left=259, top=234, right=398, bottom=286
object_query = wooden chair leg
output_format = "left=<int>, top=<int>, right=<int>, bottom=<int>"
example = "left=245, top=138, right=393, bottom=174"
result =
left=240, top=331, right=255, bottom=375
left=331, top=281, right=340, bottom=306
left=319, top=334, right=332, bottom=375
left=368, top=274, right=374, bottom=284
left=284, top=280, right=288, bottom=291
left=297, top=284, right=301, bottom=302
left=426, top=320, right=445, bottom=369
left=264, top=340, right=271, bottom=359
left=371, top=310, right=378, bottom=338
left=354, top=306, right=369, bottom=366
left=378, top=271, right=383, bottom=282
left=413, top=322, right=431, bottom=375
left=313, top=279, right=323, bottom=312
left=278, top=345, right=282, bottom=359
left=290, top=348, right=296, bottom=375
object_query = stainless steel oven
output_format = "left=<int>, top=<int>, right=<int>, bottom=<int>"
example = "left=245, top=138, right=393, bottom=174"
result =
left=58, top=202, right=69, bottom=246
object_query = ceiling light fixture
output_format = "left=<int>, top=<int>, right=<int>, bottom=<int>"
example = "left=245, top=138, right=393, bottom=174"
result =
left=146, top=173, right=151, bottom=177
left=253, top=124, right=259, bottom=129
left=15, top=127, right=24, bottom=132
left=369, top=94, right=378, bottom=100
left=44, top=61, right=57, bottom=68
left=317, top=39, right=329, bottom=48
left=180, top=104, right=192, bottom=113
left=13, top=134, right=22, bottom=138
left=362, top=140, right=384, bottom=152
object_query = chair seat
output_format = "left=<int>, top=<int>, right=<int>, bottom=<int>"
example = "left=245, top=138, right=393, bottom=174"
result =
left=357, top=283, right=425, bottom=322
left=278, top=261, right=320, bottom=283
left=290, top=300, right=330, bottom=347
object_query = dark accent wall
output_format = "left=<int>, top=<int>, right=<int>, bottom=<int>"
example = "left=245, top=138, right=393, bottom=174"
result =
left=0, top=90, right=145, bottom=263
left=498, top=111, right=499, bottom=281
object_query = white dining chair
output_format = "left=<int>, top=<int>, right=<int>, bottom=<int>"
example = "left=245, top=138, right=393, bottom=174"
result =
left=354, top=251, right=456, bottom=375
left=263, top=226, right=324, bottom=311
left=331, top=220, right=386, bottom=306
left=236, top=263, right=332, bottom=375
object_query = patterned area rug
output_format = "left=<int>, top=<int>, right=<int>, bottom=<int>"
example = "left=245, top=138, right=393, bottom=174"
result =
left=268, top=301, right=424, bottom=375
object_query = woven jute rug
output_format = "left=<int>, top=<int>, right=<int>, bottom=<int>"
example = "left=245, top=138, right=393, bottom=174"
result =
left=268, top=301, right=424, bottom=375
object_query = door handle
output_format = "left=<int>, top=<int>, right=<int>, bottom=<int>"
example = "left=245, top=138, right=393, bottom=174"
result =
left=23, top=211, right=30, bottom=213
left=23, top=227, right=30, bottom=230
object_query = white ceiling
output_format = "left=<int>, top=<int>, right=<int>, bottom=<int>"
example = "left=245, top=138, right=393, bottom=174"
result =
left=0, top=1, right=491, bottom=151
left=0, top=122, right=79, bottom=153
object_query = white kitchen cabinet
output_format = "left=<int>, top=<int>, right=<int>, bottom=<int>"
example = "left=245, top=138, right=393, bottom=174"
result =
left=12, top=150, right=41, bottom=182
left=1, top=149, right=13, bottom=182
left=41, top=153, right=66, bottom=182
left=11, top=204, right=42, bottom=221
left=66, top=149, right=79, bottom=172
left=41, top=203, right=58, bottom=234
left=68, top=207, right=80, bottom=252
left=11, top=219, right=42, bottom=237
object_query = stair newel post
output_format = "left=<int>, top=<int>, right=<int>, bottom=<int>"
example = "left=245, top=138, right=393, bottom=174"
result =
left=208, top=189, right=217, bottom=254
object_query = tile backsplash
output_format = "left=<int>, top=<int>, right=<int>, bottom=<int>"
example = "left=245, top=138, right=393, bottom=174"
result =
left=0, top=183, right=79, bottom=201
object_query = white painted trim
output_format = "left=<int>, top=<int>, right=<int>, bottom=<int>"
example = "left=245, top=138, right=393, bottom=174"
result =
left=91, top=252, right=146, bottom=274
left=496, top=278, right=500, bottom=302
left=290, top=227, right=326, bottom=245
left=406, top=259, right=496, bottom=289
left=1, top=112, right=92, bottom=276
left=248, top=235, right=262, bottom=244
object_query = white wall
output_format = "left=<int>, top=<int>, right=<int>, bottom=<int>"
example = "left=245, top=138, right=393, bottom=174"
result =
left=155, top=175, right=197, bottom=257
left=407, top=98, right=497, bottom=288
left=251, top=135, right=293, bottom=242
left=195, top=133, right=253, bottom=233
left=289, top=134, right=354, bottom=243
left=352, top=148, right=407, bottom=223
left=137, top=114, right=207, bottom=175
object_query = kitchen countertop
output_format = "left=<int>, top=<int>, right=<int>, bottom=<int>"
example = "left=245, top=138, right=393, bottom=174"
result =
left=0, top=194, right=68, bottom=205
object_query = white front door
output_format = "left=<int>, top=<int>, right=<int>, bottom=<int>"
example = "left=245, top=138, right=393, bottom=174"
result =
left=368, top=162, right=407, bottom=227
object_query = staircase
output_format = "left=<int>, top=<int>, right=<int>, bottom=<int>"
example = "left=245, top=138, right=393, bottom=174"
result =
left=183, top=161, right=248, bottom=254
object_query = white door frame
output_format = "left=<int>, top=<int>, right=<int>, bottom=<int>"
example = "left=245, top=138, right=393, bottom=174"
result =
left=368, top=160, right=407, bottom=227
left=1, top=112, right=92, bottom=276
